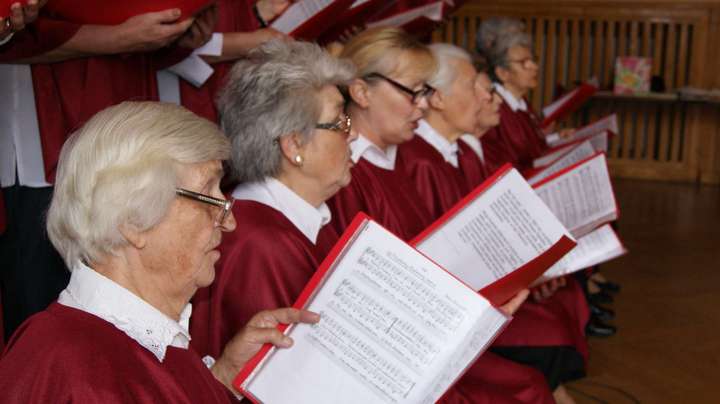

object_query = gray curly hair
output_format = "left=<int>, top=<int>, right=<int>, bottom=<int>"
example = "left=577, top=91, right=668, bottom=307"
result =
left=476, top=17, right=531, bottom=82
left=218, top=40, right=356, bottom=183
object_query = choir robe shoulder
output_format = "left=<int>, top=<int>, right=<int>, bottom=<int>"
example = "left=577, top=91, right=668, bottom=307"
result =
left=458, top=138, right=492, bottom=190
left=179, top=0, right=261, bottom=121
left=190, top=200, right=338, bottom=358
left=328, top=158, right=432, bottom=241
left=481, top=100, right=548, bottom=173
left=396, top=135, right=467, bottom=220
left=0, top=303, right=236, bottom=404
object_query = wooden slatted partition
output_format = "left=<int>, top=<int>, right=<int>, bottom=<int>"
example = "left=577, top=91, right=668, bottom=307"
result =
left=432, top=1, right=720, bottom=184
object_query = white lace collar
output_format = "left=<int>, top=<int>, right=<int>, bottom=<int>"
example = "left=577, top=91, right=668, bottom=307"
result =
left=232, top=177, right=331, bottom=244
left=415, top=119, right=459, bottom=168
left=495, top=83, right=528, bottom=112
left=58, top=262, right=192, bottom=362
left=350, top=134, right=398, bottom=170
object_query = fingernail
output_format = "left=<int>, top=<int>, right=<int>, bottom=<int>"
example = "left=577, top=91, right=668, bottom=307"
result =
left=282, top=337, right=293, bottom=347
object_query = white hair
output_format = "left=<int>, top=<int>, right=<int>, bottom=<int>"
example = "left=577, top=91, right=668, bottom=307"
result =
left=476, top=18, right=531, bottom=81
left=427, top=43, right=473, bottom=93
left=218, top=39, right=356, bottom=183
left=46, top=101, right=231, bottom=269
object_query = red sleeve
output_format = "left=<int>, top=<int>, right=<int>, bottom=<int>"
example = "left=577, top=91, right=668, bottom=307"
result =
left=327, top=176, right=371, bottom=236
left=0, top=16, right=81, bottom=62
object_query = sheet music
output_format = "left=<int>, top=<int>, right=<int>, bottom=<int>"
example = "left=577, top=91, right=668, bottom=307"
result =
left=538, top=224, right=626, bottom=282
left=534, top=154, right=617, bottom=237
left=533, top=144, right=575, bottom=168
left=271, top=0, right=334, bottom=34
left=547, top=114, right=618, bottom=147
left=528, top=140, right=596, bottom=186
left=366, top=1, right=444, bottom=29
left=542, top=87, right=578, bottom=118
left=415, top=169, right=572, bottom=291
left=244, top=220, right=506, bottom=404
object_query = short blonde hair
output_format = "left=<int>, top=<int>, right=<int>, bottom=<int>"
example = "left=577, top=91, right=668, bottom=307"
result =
left=340, top=27, right=436, bottom=79
left=47, top=102, right=231, bottom=269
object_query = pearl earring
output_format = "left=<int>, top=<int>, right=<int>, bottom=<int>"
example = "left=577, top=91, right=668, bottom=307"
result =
left=294, top=155, right=304, bottom=165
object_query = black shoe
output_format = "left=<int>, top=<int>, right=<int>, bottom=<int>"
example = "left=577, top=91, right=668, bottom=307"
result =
left=589, top=303, right=615, bottom=321
left=586, top=317, right=617, bottom=337
left=596, top=280, right=621, bottom=294
left=588, top=290, right=614, bottom=305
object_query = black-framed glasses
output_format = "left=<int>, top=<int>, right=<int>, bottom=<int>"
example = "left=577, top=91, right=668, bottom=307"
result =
left=316, top=113, right=352, bottom=136
left=175, top=188, right=235, bottom=226
left=364, top=72, right=435, bottom=104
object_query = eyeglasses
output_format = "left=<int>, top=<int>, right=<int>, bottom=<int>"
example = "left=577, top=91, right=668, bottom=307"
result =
left=507, top=57, right=537, bottom=70
left=316, top=113, right=352, bottom=136
left=364, top=72, right=435, bottom=104
left=175, top=188, right=235, bottom=227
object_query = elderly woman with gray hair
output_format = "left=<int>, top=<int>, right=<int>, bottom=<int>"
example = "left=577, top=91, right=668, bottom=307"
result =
left=0, top=102, right=318, bottom=403
left=475, top=17, right=552, bottom=173
left=189, top=40, right=358, bottom=361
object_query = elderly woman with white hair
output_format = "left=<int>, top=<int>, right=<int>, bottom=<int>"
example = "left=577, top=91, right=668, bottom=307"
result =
left=0, top=102, right=318, bottom=403
left=328, top=27, right=554, bottom=404
left=189, top=40, right=358, bottom=361
left=475, top=17, right=551, bottom=173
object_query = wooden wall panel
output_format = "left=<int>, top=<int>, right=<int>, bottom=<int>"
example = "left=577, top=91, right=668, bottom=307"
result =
left=433, top=0, right=720, bottom=184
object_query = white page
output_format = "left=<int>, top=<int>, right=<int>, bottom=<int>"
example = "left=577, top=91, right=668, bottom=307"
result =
left=547, top=114, right=618, bottom=148
left=533, top=144, right=575, bottom=168
left=366, top=1, right=444, bottom=28
left=271, top=0, right=334, bottom=34
left=534, top=154, right=617, bottom=237
left=527, top=141, right=596, bottom=186
left=536, top=132, right=607, bottom=168
left=415, top=169, right=573, bottom=291
left=542, top=87, right=578, bottom=119
left=537, top=224, right=626, bottom=282
left=243, top=220, right=507, bottom=404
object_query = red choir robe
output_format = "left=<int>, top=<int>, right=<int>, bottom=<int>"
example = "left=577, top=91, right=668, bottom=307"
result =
left=481, top=99, right=548, bottom=174
left=399, top=133, right=588, bottom=384
left=190, top=200, right=339, bottom=359
left=0, top=302, right=237, bottom=403
left=458, top=138, right=491, bottom=191
left=178, top=0, right=260, bottom=121
left=328, top=152, right=554, bottom=404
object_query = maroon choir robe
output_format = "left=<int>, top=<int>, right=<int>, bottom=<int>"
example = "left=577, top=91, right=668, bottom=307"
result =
left=190, top=200, right=339, bottom=359
left=179, top=0, right=260, bottom=121
left=481, top=99, right=548, bottom=174
left=458, top=138, right=491, bottom=191
left=0, top=303, right=237, bottom=403
left=328, top=154, right=554, bottom=404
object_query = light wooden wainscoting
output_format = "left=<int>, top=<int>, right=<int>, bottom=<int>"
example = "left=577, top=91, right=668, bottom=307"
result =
left=432, top=1, right=720, bottom=184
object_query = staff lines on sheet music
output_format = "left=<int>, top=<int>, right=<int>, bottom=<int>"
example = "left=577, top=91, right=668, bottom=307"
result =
left=356, top=247, right=465, bottom=334
left=306, top=312, right=417, bottom=402
left=329, top=278, right=442, bottom=372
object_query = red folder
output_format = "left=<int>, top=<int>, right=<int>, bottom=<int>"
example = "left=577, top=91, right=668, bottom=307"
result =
left=411, top=164, right=576, bottom=306
left=317, top=0, right=395, bottom=44
left=43, top=0, right=212, bottom=25
left=366, top=0, right=446, bottom=37
left=541, top=82, right=598, bottom=127
left=278, top=0, right=354, bottom=41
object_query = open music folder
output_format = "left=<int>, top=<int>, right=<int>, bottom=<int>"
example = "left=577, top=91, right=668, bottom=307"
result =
left=527, top=140, right=597, bottom=185
left=366, top=1, right=445, bottom=31
left=411, top=165, right=577, bottom=305
left=533, top=153, right=619, bottom=238
left=541, top=79, right=599, bottom=127
left=271, top=0, right=354, bottom=40
left=546, top=114, right=618, bottom=148
left=233, top=214, right=510, bottom=404
left=318, top=0, right=395, bottom=43
left=533, top=130, right=609, bottom=169
left=537, top=224, right=627, bottom=283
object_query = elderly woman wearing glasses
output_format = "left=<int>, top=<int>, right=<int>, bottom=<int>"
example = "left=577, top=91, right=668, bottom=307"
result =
left=189, top=40, right=357, bottom=361
left=475, top=18, right=552, bottom=173
left=0, top=102, right=318, bottom=403
left=327, top=27, right=554, bottom=404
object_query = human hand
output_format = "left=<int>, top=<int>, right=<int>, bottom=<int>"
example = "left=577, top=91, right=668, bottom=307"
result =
left=177, top=4, right=217, bottom=49
left=114, top=8, right=194, bottom=53
left=531, top=277, right=566, bottom=302
left=499, top=289, right=530, bottom=315
left=558, top=128, right=576, bottom=138
left=256, top=0, right=292, bottom=22
left=1, top=0, right=47, bottom=40
left=210, top=307, right=320, bottom=391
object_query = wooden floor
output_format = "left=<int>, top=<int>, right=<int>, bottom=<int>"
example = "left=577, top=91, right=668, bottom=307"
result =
left=566, top=179, right=720, bottom=404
